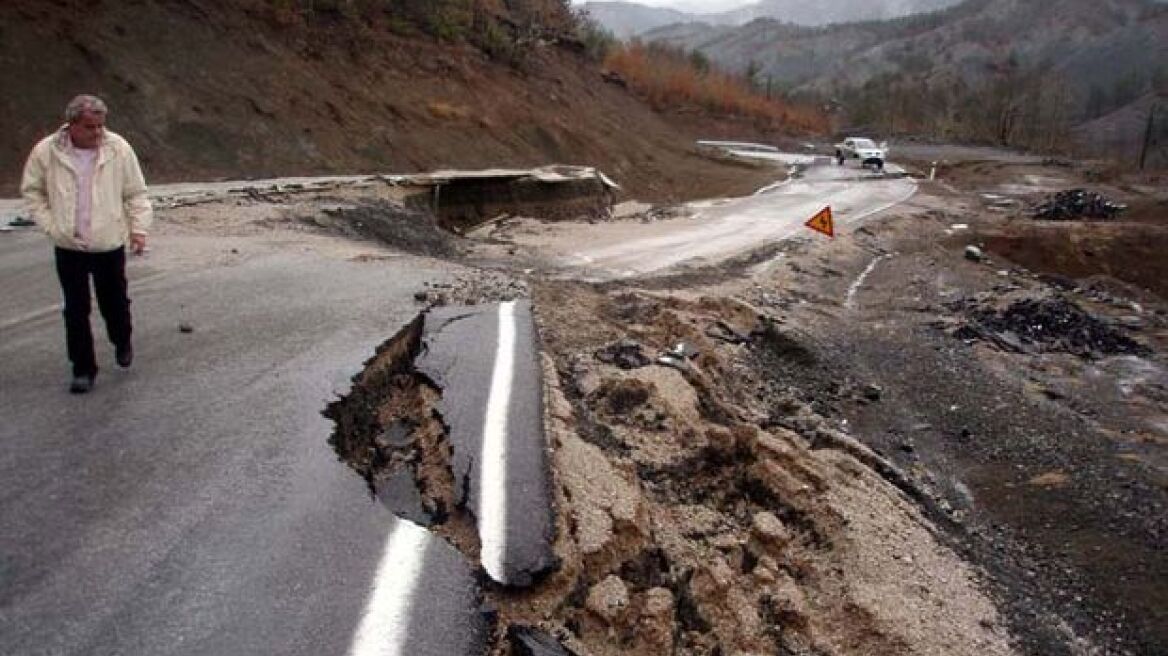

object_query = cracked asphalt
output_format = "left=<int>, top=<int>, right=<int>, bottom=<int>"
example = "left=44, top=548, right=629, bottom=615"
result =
left=0, top=231, right=485, bottom=656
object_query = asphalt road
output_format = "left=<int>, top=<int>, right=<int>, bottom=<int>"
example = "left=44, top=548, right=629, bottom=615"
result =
left=0, top=231, right=485, bottom=656
left=557, top=161, right=917, bottom=277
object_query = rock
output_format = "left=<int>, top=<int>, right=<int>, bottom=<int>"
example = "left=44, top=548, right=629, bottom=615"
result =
left=751, top=511, right=792, bottom=548
left=413, top=291, right=428, bottom=301
left=634, top=588, right=675, bottom=653
left=964, top=245, right=985, bottom=262
left=644, top=587, right=674, bottom=615
left=861, top=383, right=883, bottom=402
left=508, top=625, right=578, bottom=656
left=691, top=555, right=736, bottom=602
left=706, top=320, right=751, bottom=344
left=706, top=427, right=737, bottom=455
left=178, top=322, right=194, bottom=333
left=585, top=575, right=629, bottom=623
left=594, top=339, right=650, bottom=370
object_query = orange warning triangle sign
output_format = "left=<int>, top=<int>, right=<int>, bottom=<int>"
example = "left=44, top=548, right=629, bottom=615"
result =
left=805, top=206, right=834, bottom=238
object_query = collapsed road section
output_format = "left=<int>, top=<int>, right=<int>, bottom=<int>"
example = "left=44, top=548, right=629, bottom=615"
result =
left=325, top=301, right=556, bottom=589
left=417, top=300, right=558, bottom=586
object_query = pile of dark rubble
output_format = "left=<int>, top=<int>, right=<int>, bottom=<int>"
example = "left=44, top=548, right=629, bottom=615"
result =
left=1031, top=189, right=1126, bottom=221
left=310, top=199, right=461, bottom=258
left=954, top=296, right=1150, bottom=358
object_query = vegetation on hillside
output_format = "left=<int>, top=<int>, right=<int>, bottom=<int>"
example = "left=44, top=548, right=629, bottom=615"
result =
left=832, top=44, right=1168, bottom=156
left=251, top=0, right=580, bottom=65
left=605, top=41, right=828, bottom=132
left=647, top=0, right=1167, bottom=161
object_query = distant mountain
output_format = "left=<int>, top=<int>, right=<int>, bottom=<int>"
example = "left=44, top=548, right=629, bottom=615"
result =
left=645, top=0, right=1168, bottom=155
left=1073, top=94, right=1167, bottom=168
left=711, top=0, right=963, bottom=27
left=647, top=0, right=1168, bottom=113
left=578, top=2, right=692, bottom=38
left=579, top=0, right=962, bottom=38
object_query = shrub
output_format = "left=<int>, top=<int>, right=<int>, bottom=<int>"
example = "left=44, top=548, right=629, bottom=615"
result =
left=604, top=42, right=827, bottom=132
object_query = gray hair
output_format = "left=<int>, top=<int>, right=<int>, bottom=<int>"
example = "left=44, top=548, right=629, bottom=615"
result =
left=64, top=94, right=108, bottom=123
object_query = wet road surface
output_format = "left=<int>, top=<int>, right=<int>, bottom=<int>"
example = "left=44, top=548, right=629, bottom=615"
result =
left=560, top=161, right=917, bottom=277
left=0, top=232, right=486, bottom=655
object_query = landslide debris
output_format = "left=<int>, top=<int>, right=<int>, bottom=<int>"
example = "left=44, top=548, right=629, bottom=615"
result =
left=478, top=283, right=1016, bottom=656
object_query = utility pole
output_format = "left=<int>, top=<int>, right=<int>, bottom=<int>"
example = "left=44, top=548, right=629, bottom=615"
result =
left=1138, top=104, right=1156, bottom=171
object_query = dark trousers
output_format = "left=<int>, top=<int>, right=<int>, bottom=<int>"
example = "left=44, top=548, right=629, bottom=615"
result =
left=54, top=246, right=132, bottom=377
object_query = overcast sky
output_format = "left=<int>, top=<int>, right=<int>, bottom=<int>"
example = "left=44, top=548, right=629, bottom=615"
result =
left=573, top=0, right=759, bottom=12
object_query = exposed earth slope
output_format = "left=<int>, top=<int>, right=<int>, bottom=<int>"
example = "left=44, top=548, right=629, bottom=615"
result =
left=0, top=0, right=793, bottom=200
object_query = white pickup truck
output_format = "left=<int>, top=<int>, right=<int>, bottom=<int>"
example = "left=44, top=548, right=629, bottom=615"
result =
left=834, top=137, right=887, bottom=171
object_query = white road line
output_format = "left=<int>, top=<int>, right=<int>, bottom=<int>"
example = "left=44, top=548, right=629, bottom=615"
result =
left=840, top=180, right=918, bottom=225
left=347, top=520, right=429, bottom=656
left=479, top=301, right=516, bottom=583
left=846, top=254, right=893, bottom=310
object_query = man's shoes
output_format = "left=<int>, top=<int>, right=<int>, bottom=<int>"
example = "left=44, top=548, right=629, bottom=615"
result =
left=69, top=374, right=96, bottom=394
left=116, top=343, right=133, bottom=368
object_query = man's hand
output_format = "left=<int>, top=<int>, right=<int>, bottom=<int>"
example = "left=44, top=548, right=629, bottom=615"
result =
left=130, top=233, right=147, bottom=255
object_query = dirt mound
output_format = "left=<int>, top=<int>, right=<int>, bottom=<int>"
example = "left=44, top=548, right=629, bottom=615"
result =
left=954, top=296, right=1150, bottom=358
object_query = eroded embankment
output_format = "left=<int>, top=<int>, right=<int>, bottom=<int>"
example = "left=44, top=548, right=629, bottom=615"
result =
left=485, top=284, right=1017, bottom=656
left=320, top=277, right=1019, bottom=655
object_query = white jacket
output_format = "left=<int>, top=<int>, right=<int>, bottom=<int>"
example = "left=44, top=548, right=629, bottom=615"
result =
left=20, top=128, right=153, bottom=252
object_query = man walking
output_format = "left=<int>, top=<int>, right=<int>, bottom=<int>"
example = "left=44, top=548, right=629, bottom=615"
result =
left=21, top=95, right=153, bottom=393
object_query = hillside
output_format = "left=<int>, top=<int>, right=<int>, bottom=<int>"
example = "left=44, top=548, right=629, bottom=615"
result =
left=0, top=0, right=798, bottom=200
left=645, top=0, right=1168, bottom=157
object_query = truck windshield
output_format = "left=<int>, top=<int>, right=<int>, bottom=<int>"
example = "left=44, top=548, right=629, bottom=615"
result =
left=853, top=138, right=877, bottom=149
